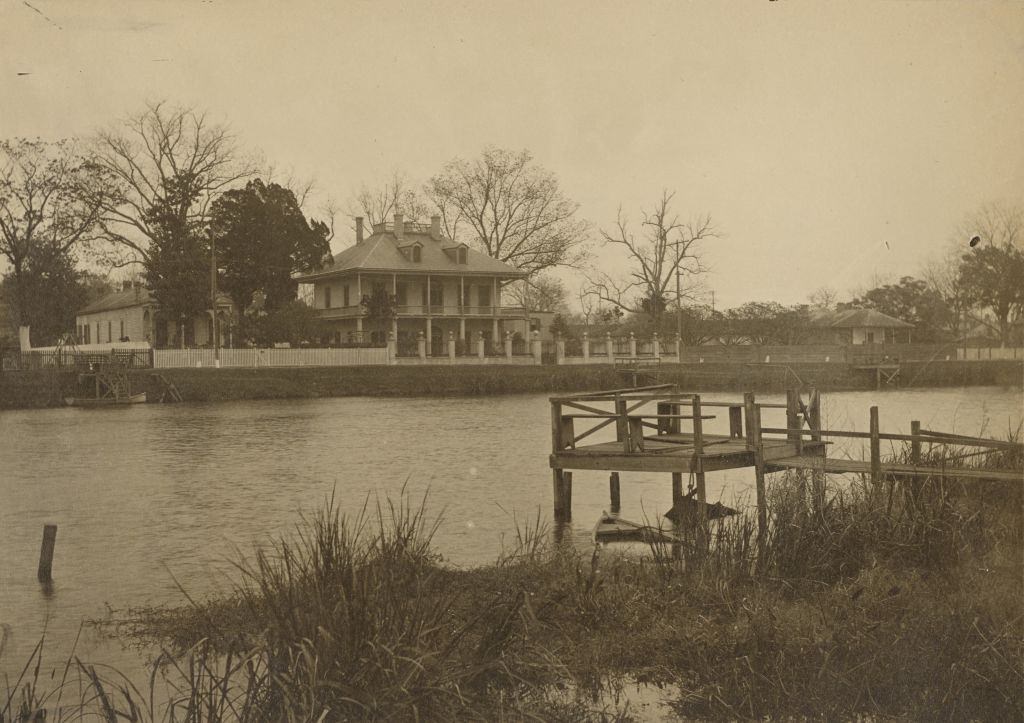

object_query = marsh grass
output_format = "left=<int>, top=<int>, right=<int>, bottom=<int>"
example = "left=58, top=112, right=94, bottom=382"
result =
left=4, top=438, right=1022, bottom=721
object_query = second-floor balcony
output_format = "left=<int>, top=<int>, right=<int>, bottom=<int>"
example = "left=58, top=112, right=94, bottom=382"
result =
left=319, top=304, right=529, bottom=320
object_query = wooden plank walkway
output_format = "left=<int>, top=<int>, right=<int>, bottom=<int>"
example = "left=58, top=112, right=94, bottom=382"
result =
left=769, top=455, right=1024, bottom=482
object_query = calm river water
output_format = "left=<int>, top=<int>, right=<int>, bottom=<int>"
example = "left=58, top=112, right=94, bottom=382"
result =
left=1, top=386, right=1020, bottom=679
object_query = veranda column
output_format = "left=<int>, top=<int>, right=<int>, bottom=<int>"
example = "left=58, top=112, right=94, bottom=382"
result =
left=425, top=318, right=432, bottom=355
left=492, top=277, right=499, bottom=341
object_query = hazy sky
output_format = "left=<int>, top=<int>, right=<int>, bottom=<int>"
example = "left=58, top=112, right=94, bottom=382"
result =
left=3, top=0, right=1022, bottom=310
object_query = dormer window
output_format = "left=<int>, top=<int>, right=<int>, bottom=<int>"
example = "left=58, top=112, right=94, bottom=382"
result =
left=412, top=245, right=422, bottom=262
left=444, top=243, right=469, bottom=264
left=399, top=241, right=424, bottom=262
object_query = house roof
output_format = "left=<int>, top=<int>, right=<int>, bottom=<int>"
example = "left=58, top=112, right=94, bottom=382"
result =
left=79, top=288, right=232, bottom=316
left=294, top=225, right=527, bottom=281
left=79, top=287, right=155, bottom=315
left=810, top=308, right=913, bottom=329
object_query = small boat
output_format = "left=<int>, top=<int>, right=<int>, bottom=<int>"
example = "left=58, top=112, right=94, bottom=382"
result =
left=593, top=513, right=681, bottom=544
left=64, top=392, right=147, bottom=407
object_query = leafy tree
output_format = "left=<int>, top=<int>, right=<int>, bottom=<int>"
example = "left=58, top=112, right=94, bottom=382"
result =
left=240, top=299, right=327, bottom=347
left=426, top=146, right=589, bottom=277
left=958, top=244, right=1024, bottom=346
left=0, top=138, right=116, bottom=343
left=839, top=276, right=951, bottom=342
left=955, top=203, right=1024, bottom=346
left=142, top=173, right=210, bottom=336
left=210, top=179, right=331, bottom=313
left=359, top=282, right=397, bottom=342
left=587, top=190, right=716, bottom=325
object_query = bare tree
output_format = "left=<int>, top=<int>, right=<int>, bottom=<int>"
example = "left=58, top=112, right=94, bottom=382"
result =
left=807, top=286, right=839, bottom=310
left=958, top=202, right=1022, bottom=250
left=349, top=171, right=431, bottom=230
left=921, top=243, right=971, bottom=339
left=586, top=190, right=715, bottom=326
left=91, top=101, right=255, bottom=265
left=426, top=147, right=589, bottom=277
left=507, top=274, right=567, bottom=313
left=0, top=139, right=117, bottom=333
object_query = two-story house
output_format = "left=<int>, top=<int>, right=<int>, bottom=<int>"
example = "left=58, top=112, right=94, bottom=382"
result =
left=295, top=213, right=533, bottom=353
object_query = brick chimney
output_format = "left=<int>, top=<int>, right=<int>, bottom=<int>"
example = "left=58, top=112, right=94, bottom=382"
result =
left=430, top=214, right=441, bottom=239
left=394, top=212, right=404, bottom=240
left=355, top=217, right=364, bottom=244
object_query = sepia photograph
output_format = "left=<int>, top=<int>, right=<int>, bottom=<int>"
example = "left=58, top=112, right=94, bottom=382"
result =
left=2, top=1, right=1022, bottom=720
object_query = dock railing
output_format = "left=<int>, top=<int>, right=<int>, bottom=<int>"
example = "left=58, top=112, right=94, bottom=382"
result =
left=549, top=386, right=1023, bottom=553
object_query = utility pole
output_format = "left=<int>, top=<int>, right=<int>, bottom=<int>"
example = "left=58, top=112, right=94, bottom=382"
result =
left=208, top=228, right=220, bottom=368
left=675, top=240, right=683, bottom=341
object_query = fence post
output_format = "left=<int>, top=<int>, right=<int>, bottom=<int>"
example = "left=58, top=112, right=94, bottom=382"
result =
left=743, top=392, right=756, bottom=450
left=751, top=404, right=767, bottom=562
left=505, top=331, right=513, bottom=360
left=555, top=334, right=565, bottom=365
left=609, top=472, right=620, bottom=512
left=729, top=405, right=743, bottom=438
left=417, top=332, right=426, bottom=361
left=652, top=332, right=660, bottom=360
left=675, top=333, right=682, bottom=362
left=786, top=388, right=802, bottom=453
left=387, top=331, right=397, bottom=364
left=910, top=419, right=921, bottom=465
left=869, top=406, right=881, bottom=488
left=531, top=331, right=542, bottom=364
left=477, top=331, right=485, bottom=360
left=448, top=331, right=456, bottom=362
left=606, top=332, right=614, bottom=359
left=628, top=332, right=637, bottom=358
left=582, top=332, right=590, bottom=361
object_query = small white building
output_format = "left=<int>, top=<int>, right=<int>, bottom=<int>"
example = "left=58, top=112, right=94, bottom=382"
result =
left=76, top=286, right=232, bottom=348
left=809, top=309, right=913, bottom=345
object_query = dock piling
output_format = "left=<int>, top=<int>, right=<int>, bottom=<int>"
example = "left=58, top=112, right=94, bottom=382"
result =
left=609, top=472, right=620, bottom=512
left=869, top=406, right=882, bottom=488
left=37, top=524, right=57, bottom=583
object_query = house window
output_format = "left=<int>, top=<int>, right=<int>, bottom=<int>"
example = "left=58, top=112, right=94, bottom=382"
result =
left=107, top=321, right=112, bottom=343
left=95, top=322, right=101, bottom=343
left=120, top=320, right=125, bottom=340
left=343, top=285, right=350, bottom=307
left=429, top=282, right=444, bottom=308
left=324, top=285, right=332, bottom=308
left=478, top=285, right=491, bottom=309
left=457, top=247, right=467, bottom=264
left=411, top=245, right=422, bottom=262
left=866, top=331, right=875, bottom=344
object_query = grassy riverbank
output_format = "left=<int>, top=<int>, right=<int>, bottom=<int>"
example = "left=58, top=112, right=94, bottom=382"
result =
left=2, top=359, right=1020, bottom=409
left=5, top=443, right=1021, bottom=721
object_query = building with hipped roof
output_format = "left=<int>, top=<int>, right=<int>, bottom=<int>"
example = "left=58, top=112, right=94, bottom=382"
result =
left=295, top=213, right=544, bottom=352
left=808, top=308, right=913, bottom=345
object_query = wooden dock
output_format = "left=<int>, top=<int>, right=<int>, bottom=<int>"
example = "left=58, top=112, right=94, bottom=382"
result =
left=549, top=384, right=1023, bottom=542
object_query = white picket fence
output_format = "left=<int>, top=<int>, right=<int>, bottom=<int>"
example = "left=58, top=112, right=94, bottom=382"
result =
left=956, top=347, right=1023, bottom=361
left=153, top=347, right=390, bottom=368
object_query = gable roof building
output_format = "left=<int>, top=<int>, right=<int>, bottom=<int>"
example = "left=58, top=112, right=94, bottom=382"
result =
left=295, top=214, right=536, bottom=350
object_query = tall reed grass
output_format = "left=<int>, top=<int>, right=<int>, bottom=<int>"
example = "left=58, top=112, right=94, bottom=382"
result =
left=4, top=439, right=1021, bottom=721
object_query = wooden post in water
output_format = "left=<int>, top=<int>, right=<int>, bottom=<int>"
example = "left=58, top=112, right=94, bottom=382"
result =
left=786, top=388, right=802, bottom=453
left=750, top=404, right=767, bottom=561
left=743, top=392, right=757, bottom=450
left=609, top=472, right=621, bottom=512
left=38, top=524, right=57, bottom=583
left=728, top=405, right=743, bottom=438
left=910, top=420, right=921, bottom=465
left=809, top=389, right=825, bottom=512
left=551, top=401, right=569, bottom=521
left=691, top=395, right=706, bottom=508
left=672, top=472, right=683, bottom=506
left=562, top=472, right=573, bottom=522
left=614, top=396, right=628, bottom=445
left=869, top=406, right=881, bottom=488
